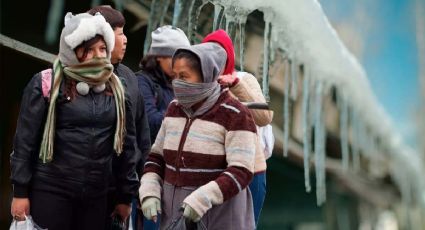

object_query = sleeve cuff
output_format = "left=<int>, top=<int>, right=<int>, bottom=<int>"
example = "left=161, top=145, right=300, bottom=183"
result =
left=229, top=77, right=240, bottom=88
left=13, top=184, right=29, bottom=198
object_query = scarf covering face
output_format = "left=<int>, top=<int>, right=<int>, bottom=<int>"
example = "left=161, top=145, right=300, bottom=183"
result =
left=172, top=79, right=221, bottom=117
left=171, top=43, right=227, bottom=117
left=39, top=57, right=126, bottom=163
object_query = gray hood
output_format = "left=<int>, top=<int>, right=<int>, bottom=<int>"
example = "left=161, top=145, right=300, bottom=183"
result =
left=173, top=43, right=227, bottom=83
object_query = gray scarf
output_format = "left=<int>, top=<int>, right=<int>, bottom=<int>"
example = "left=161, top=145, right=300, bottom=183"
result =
left=172, top=79, right=221, bottom=117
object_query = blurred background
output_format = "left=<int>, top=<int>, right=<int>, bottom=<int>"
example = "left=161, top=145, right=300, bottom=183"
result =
left=1, top=0, right=424, bottom=229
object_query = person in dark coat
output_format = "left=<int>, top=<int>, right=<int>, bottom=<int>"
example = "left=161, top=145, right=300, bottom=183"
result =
left=136, top=25, right=190, bottom=143
left=87, top=6, right=151, bottom=229
left=10, top=12, right=139, bottom=230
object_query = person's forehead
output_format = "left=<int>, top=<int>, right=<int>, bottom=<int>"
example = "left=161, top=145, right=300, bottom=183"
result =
left=173, top=59, right=191, bottom=70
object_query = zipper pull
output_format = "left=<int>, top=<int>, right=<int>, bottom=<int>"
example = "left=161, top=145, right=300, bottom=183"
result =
left=182, top=156, right=187, bottom=168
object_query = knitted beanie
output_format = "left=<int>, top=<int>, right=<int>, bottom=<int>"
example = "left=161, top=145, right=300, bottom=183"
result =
left=59, top=12, right=115, bottom=66
left=148, top=25, right=190, bottom=57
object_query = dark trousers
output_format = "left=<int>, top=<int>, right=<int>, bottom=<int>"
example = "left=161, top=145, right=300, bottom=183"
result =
left=30, top=182, right=107, bottom=230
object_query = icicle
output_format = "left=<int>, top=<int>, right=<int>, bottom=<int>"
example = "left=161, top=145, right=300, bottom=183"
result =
left=350, top=110, right=361, bottom=171
left=45, top=0, right=64, bottom=45
left=188, top=0, right=206, bottom=43
left=356, top=119, right=364, bottom=156
left=302, top=66, right=311, bottom=192
left=314, top=81, right=326, bottom=206
left=262, top=20, right=272, bottom=101
left=219, top=14, right=226, bottom=29
left=213, top=4, right=224, bottom=31
left=238, top=21, right=246, bottom=71
left=113, top=0, right=123, bottom=12
left=362, top=125, right=374, bottom=158
left=224, top=8, right=238, bottom=43
left=91, top=0, right=101, bottom=7
left=338, top=94, right=350, bottom=171
left=160, top=0, right=171, bottom=25
left=172, top=0, right=193, bottom=33
left=283, top=58, right=291, bottom=157
left=172, top=0, right=181, bottom=26
left=290, top=60, right=298, bottom=100
left=227, top=21, right=237, bottom=42
left=364, top=126, right=372, bottom=156
left=236, top=11, right=249, bottom=71
left=144, top=0, right=163, bottom=55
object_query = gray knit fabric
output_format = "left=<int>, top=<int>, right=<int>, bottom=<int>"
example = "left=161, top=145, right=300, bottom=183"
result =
left=59, top=12, right=115, bottom=67
left=148, top=25, right=190, bottom=57
left=172, top=43, right=227, bottom=117
left=173, top=43, right=227, bottom=83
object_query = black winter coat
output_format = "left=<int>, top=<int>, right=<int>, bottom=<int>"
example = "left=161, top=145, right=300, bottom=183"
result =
left=10, top=67, right=144, bottom=204
left=113, top=63, right=151, bottom=177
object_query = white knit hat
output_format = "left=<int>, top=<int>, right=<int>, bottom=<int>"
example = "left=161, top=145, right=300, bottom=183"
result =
left=59, top=12, right=115, bottom=66
left=148, top=25, right=190, bottom=57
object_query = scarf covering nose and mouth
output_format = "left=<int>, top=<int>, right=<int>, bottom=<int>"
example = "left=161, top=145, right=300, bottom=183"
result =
left=172, top=43, right=227, bottom=117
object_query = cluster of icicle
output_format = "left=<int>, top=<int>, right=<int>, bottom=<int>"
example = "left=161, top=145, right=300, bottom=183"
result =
left=143, top=0, right=425, bottom=208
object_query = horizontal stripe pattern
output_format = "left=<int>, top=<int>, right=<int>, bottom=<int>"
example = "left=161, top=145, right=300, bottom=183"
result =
left=163, top=149, right=227, bottom=170
left=143, top=153, right=165, bottom=178
left=220, top=103, right=240, bottom=113
left=151, top=124, right=166, bottom=155
left=224, top=171, right=242, bottom=192
left=141, top=91, right=256, bottom=213
left=166, top=165, right=225, bottom=173
left=216, top=166, right=253, bottom=201
left=225, top=130, right=256, bottom=172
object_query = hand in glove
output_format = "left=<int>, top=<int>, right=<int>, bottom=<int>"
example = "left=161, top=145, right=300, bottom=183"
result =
left=141, top=197, right=161, bottom=222
left=182, top=203, right=201, bottom=222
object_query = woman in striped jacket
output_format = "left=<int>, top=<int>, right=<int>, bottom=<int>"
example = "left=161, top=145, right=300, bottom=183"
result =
left=138, top=42, right=256, bottom=229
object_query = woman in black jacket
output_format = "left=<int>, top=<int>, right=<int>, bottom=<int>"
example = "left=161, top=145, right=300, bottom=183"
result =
left=10, top=12, right=138, bottom=230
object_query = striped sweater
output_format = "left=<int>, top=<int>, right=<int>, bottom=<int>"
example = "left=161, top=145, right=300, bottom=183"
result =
left=139, top=91, right=257, bottom=217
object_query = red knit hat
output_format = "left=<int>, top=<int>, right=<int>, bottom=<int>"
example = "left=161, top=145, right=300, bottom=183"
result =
left=201, top=29, right=235, bottom=75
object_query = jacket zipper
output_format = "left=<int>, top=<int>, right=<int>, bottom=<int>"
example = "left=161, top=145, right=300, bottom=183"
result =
left=175, top=116, right=194, bottom=185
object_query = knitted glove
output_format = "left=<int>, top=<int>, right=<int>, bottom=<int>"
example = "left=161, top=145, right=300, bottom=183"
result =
left=141, top=197, right=161, bottom=222
left=182, top=203, right=201, bottom=222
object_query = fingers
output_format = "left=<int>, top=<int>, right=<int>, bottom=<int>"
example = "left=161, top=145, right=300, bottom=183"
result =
left=182, top=203, right=201, bottom=222
left=141, top=197, right=161, bottom=222
left=149, top=203, right=158, bottom=219
left=155, top=199, right=162, bottom=214
left=13, top=214, right=25, bottom=221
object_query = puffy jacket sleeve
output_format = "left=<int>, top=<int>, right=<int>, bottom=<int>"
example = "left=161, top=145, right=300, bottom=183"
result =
left=10, top=73, right=47, bottom=198
left=229, top=72, right=273, bottom=126
left=137, top=73, right=164, bottom=141
left=115, top=87, right=140, bottom=204
left=183, top=102, right=257, bottom=217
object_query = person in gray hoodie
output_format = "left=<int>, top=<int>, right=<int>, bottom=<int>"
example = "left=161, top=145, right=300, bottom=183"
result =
left=138, top=43, right=256, bottom=229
